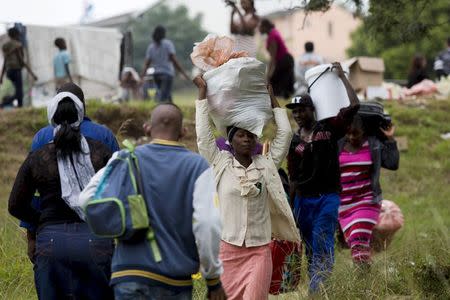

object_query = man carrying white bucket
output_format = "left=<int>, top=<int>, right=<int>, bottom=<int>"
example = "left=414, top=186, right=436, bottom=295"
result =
left=286, top=62, right=360, bottom=294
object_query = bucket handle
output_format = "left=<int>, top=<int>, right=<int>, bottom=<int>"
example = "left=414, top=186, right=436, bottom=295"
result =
left=307, top=66, right=349, bottom=94
left=307, top=66, right=331, bottom=93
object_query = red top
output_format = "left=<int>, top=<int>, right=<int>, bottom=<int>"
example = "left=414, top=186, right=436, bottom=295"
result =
left=266, top=28, right=289, bottom=62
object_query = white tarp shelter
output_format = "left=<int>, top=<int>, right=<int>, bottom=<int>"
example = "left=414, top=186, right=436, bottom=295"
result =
left=0, top=24, right=122, bottom=107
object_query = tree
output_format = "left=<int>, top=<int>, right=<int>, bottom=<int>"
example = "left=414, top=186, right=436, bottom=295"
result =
left=129, top=2, right=207, bottom=74
left=298, top=0, right=449, bottom=42
left=346, top=0, right=450, bottom=79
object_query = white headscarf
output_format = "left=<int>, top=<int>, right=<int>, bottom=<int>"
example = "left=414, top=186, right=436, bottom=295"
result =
left=47, top=91, right=95, bottom=220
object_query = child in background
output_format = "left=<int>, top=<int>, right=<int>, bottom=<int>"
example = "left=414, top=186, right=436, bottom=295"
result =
left=53, top=38, right=72, bottom=90
left=119, top=67, right=141, bottom=101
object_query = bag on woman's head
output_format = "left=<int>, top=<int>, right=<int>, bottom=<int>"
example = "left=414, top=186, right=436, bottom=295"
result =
left=358, top=101, right=392, bottom=140
left=372, top=199, right=404, bottom=252
left=203, top=57, right=272, bottom=137
left=191, top=34, right=248, bottom=72
left=192, top=35, right=272, bottom=137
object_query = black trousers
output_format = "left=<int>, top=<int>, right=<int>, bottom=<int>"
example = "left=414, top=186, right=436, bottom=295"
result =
left=1, top=68, right=23, bottom=107
left=270, top=53, right=295, bottom=99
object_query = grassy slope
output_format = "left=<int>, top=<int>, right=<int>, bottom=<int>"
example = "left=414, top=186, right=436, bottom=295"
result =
left=0, top=94, right=449, bottom=299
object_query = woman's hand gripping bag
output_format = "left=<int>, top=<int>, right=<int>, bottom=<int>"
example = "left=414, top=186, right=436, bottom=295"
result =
left=203, top=56, right=273, bottom=137
left=84, top=149, right=149, bottom=240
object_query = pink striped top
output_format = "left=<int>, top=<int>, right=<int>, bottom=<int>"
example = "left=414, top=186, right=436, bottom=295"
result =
left=339, top=141, right=375, bottom=214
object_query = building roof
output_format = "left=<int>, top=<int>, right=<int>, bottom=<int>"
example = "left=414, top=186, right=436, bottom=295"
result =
left=85, top=0, right=163, bottom=29
left=86, top=12, right=137, bottom=28
left=264, top=7, right=301, bottom=19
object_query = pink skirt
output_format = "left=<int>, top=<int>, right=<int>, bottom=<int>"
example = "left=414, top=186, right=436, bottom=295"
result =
left=339, top=207, right=380, bottom=263
left=220, top=241, right=272, bottom=300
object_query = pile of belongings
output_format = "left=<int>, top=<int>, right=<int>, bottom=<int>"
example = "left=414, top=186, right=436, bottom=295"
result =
left=381, top=75, right=450, bottom=100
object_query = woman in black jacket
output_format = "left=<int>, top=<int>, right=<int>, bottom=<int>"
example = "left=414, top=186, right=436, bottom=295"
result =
left=8, top=86, right=113, bottom=300
left=337, top=115, right=399, bottom=266
left=407, top=54, right=428, bottom=88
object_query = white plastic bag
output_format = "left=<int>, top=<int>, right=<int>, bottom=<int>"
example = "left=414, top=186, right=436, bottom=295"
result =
left=203, top=57, right=272, bottom=137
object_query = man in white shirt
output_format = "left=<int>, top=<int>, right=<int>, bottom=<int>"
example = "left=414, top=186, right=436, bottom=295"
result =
left=295, top=42, right=324, bottom=94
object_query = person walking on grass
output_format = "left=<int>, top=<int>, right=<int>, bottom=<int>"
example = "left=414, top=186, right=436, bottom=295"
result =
left=80, top=103, right=226, bottom=300
left=53, top=38, right=73, bottom=90
left=8, top=87, right=114, bottom=300
left=295, top=41, right=324, bottom=94
left=194, top=75, right=300, bottom=300
left=140, top=25, right=190, bottom=102
left=19, top=82, right=119, bottom=273
left=259, top=18, right=295, bottom=99
left=286, top=62, right=359, bottom=293
left=0, top=27, right=37, bottom=108
left=338, top=115, right=399, bottom=266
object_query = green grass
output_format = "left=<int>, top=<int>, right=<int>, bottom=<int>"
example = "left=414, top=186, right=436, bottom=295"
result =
left=0, top=93, right=449, bottom=299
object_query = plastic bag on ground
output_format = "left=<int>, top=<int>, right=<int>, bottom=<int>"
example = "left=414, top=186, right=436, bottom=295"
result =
left=372, top=199, right=404, bottom=252
left=191, top=34, right=248, bottom=72
left=203, top=56, right=272, bottom=137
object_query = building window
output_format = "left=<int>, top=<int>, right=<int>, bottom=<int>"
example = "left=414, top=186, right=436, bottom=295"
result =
left=305, top=19, right=311, bottom=28
left=328, top=21, right=333, bottom=37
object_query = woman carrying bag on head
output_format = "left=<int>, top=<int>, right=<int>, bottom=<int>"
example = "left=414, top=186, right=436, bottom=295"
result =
left=194, top=75, right=300, bottom=300
left=8, top=84, right=114, bottom=300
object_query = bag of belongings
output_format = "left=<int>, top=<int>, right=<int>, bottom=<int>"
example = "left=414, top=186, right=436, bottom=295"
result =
left=372, top=199, right=404, bottom=252
left=358, top=101, right=392, bottom=140
left=191, top=35, right=272, bottom=137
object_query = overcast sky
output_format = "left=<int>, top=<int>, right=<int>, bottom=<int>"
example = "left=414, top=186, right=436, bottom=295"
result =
left=0, top=0, right=329, bottom=35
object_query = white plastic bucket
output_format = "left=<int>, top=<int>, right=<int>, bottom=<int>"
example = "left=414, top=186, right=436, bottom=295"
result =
left=305, top=64, right=350, bottom=121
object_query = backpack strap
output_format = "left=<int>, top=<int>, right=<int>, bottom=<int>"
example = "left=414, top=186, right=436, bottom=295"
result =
left=123, top=140, right=162, bottom=263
